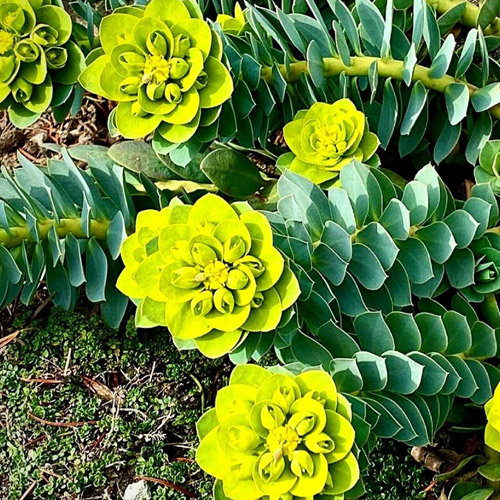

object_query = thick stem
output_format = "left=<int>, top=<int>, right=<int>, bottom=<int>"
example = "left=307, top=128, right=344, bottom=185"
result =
left=0, top=218, right=110, bottom=249
left=426, top=0, right=500, bottom=35
left=261, top=56, right=500, bottom=120
left=481, top=293, right=500, bottom=329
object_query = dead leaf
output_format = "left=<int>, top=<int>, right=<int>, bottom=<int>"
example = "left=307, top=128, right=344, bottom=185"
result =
left=81, top=376, right=115, bottom=402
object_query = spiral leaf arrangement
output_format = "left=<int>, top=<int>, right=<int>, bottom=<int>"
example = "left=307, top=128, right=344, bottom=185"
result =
left=0, top=0, right=85, bottom=126
left=0, top=149, right=143, bottom=328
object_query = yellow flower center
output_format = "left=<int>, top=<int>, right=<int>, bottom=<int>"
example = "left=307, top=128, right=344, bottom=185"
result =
left=315, top=121, right=347, bottom=156
left=142, top=55, right=170, bottom=84
left=266, top=425, right=300, bottom=460
left=0, top=30, right=14, bottom=55
left=203, top=261, right=229, bottom=289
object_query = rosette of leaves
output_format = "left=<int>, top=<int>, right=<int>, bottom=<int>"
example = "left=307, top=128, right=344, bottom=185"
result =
left=279, top=99, right=379, bottom=186
left=79, top=0, right=233, bottom=149
left=214, top=0, right=500, bottom=167
left=115, top=194, right=300, bottom=358
left=196, top=364, right=361, bottom=499
left=461, top=235, right=500, bottom=302
left=475, top=141, right=500, bottom=193
left=485, top=383, right=500, bottom=452
left=0, top=0, right=85, bottom=127
left=216, top=2, right=247, bottom=35
left=0, top=147, right=148, bottom=328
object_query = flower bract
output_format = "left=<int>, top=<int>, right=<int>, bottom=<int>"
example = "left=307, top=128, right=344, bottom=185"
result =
left=280, top=99, right=379, bottom=187
left=196, top=365, right=360, bottom=499
left=0, top=0, right=85, bottom=127
left=78, top=0, right=233, bottom=143
left=116, top=194, right=300, bottom=358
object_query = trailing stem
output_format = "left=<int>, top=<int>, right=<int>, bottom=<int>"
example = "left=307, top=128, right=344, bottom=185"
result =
left=426, top=0, right=500, bottom=35
left=0, top=218, right=111, bottom=249
left=261, top=56, right=500, bottom=120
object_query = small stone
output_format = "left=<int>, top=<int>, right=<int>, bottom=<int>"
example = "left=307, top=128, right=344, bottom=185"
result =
left=124, top=480, right=151, bottom=500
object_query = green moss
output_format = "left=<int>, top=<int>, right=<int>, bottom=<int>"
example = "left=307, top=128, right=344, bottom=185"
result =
left=363, top=440, right=430, bottom=500
left=0, top=307, right=225, bottom=499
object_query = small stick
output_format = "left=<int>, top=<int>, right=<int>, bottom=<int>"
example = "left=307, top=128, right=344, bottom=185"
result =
left=28, top=293, right=56, bottom=323
left=23, top=434, right=47, bottom=448
left=423, top=480, right=437, bottom=493
left=18, top=148, right=39, bottom=163
left=19, top=480, right=37, bottom=500
left=21, top=378, right=64, bottom=385
left=135, top=475, right=196, bottom=498
left=172, top=457, right=194, bottom=464
left=39, top=468, right=63, bottom=480
left=28, top=412, right=97, bottom=428
left=63, top=348, right=72, bottom=377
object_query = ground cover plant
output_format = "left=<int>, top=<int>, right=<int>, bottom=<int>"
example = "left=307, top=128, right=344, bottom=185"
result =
left=2, top=0, right=500, bottom=499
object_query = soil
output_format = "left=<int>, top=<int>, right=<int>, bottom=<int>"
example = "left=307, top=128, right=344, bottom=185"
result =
left=0, top=97, right=114, bottom=170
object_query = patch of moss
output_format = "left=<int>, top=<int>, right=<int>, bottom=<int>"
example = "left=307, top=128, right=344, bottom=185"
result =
left=0, top=307, right=225, bottom=499
left=364, top=440, right=431, bottom=499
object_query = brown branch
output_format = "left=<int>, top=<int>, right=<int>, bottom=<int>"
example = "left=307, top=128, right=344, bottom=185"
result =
left=21, top=378, right=64, bottom=385
left=135, top=476, right=196, bottom=498
left=23, top=434, right=47, bottom=448
left=19, top=480, right=37, bottom=500
left=28, top=412, right=98, bottom=428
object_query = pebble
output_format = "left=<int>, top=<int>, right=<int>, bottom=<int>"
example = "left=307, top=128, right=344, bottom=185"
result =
left=123, top=480, right=151, bottom=500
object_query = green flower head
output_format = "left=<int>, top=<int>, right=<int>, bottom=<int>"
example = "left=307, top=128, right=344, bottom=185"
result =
left=79, top=0, right=234, bottom=142
left=116, top=194, right=300, bottom=358
left=485, top=383, right=500, bottom=452
left=475, top=140, right=500, bottom=193
left=196, top=365, right=360, bottom=499
left=461, top=237, right=500, bottom=302
left=280, top=99, right=379, bottom=187
left=0, top=0, right=85, bottom=127
left=216, top=3, right=247, bottom=35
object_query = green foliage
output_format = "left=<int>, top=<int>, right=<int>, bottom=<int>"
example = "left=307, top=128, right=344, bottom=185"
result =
left=215, top=0, right=500, bottom=167
left=216, top=162, right=500, bottom=449
left=279, top=99, right=379, bottom=186
left=0, top=149, right=152, bottom=328
left=200, top=148, right=267, bottom=197
left=0, top=307, right=221, bottom=499
left=78, top=0, right=233, bottom=153
left=196, top=364, right=361, bottom=499
left=0, top=0, right=85, bottom=127
left=268, top=162, right=500, bottom=323
left=363, top=440, right=428, bottom=499
left=475, top=140, right=500, bottom=193
left=116, top=193, right=300, bottom=358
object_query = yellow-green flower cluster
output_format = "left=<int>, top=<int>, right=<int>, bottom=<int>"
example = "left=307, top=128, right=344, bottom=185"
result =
left=196, top=365, right=360, bottom=499
left=216, top=3, right=247, bottom=35
left=485, top=384, right=500, bottom=452
left=0, top=0, right=85, bottom=126
left=116, top=194, right=300, bottom=358
left=280, top=99, right=379, bottom=187
left=79, top=0, right=233, bottom=142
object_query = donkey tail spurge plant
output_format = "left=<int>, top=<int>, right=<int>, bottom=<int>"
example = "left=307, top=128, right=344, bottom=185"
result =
left=78, top=0, right=233, bottom=143
left=0, top=0, right=85, bottom=127
left=116, top=194, right=300, bottom=358
left=279, top=99, right=379, bottom=187
left=196, top=364, right=360, bottom=500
